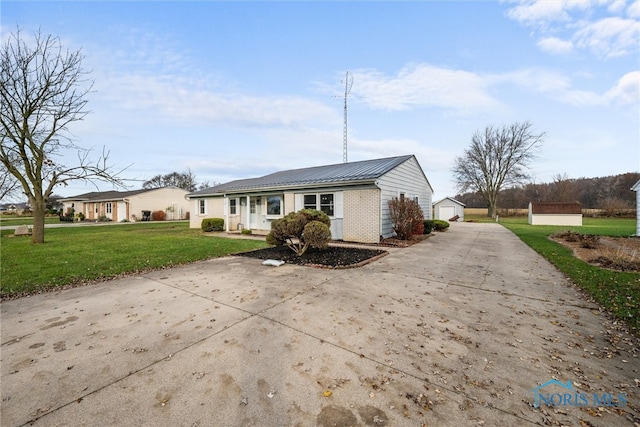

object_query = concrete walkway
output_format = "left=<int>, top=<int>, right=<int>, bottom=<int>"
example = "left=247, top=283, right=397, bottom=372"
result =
left=1, top=222, right=638, bottom=426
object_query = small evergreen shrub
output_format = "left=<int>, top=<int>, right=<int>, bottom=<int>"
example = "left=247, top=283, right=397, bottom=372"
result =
left=151, top=210, right=166, bottom=221
left=423, top=220, right=433, bottom=234
left=432, top=220, right=450, bottom=231
left=266, top=209, right=332, bottom=256
left=201, top=218, right=224, bottom=232
left=303, top=221, right=332, bottom=249
left=241, top=228, right=252, bottom=235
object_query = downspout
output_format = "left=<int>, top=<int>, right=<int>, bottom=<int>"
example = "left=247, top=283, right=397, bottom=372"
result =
left=245, top=196, right=250, bottom=230
left=224, top=195, right=230, bottom=232
left=375, top=179, right=382, bottom=241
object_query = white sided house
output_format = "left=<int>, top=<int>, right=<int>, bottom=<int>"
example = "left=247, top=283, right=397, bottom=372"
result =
left=187, top=155, right=433, bottom=244
left=632, top=180, right=640, bottom=236
left=433, top=197, right=465, bottom=222
left=528, top=201, right=582, bottom=226
left=60, top=186, right=191, bottom=222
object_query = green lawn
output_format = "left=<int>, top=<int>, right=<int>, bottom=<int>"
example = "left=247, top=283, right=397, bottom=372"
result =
left=496, top=217, right=640, bottom=333
left=1, top=222, right=267, bottom=297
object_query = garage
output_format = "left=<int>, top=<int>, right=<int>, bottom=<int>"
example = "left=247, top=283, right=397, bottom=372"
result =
left=433, top=197, right=465, bottom=222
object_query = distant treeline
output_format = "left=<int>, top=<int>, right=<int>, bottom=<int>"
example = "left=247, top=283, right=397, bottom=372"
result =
left=456, top=172, right=640, bottom=210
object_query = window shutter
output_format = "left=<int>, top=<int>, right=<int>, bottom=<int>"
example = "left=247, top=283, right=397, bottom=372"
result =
left=295, top=194, right=303, bottom=211
left=334, top=191, right=343, bottom=218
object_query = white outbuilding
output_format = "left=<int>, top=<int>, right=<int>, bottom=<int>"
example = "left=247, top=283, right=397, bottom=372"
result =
left=433, top=197, right=465, bottom=222
left=528, top=201, right=582, bottom=226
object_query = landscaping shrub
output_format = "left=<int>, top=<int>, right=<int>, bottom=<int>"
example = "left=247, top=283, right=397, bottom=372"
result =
left=151, top=210, right=166, bottom=221
left=303, top=221, right=332, bottom=249
left=388, top=198, right=424, bottom=240
left=201, top=218, right=224, bottom=232
left=266, top=209, right=331, bottom=256
left=423, top=220, right=433, bottom=234
left=432, top=220, right=450, bottom=231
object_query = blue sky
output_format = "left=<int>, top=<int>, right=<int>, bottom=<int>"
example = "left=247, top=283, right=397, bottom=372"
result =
left=2, top=1, right=639, bottom=201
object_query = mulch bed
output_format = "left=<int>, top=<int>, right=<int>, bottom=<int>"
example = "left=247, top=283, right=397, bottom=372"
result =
left=238, top=245, right=388, bottom=269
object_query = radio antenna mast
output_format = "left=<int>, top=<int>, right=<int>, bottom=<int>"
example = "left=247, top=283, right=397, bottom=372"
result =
left=342, top=71, right=353, bottom=163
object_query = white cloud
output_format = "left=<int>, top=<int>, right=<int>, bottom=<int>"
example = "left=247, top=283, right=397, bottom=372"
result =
left=605, top=71, right=640, bottom=105
left=350, top=64, right=503, bottom=112
left=537, top=37, right=574, bottom=54
left=574, top=16, right=640, bottom=58
left=628, top=0, right=640, bottom=18
left=505, top=0, right=640, bottom=58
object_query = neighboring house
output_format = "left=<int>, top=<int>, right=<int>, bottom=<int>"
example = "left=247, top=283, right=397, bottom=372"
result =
left=632, top=180, right=640, bottom=236
left=433, top=197, right=465, bottom=222
left=60, top=187, right=191, bottom=222
left=528, top=201, right=582, bottom=226
left=187, top=155, right=433, bottom=243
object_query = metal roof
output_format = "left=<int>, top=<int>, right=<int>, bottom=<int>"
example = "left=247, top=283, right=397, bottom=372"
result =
left=530, top=201, right=582, bottom=214
left=60, top=187, right=178, bottom=202
left=189, top=155, right=415, bottom=196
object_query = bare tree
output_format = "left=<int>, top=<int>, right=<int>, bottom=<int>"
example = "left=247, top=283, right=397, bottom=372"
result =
left=549, top=173, right=576, bottom=202
left=142, top=168, right=198, bottom=192
left=0, top=28, right=125, bottom=243
left=453, top=122, right=544, bottom=218
left=0, top=163, right=20, bottom=200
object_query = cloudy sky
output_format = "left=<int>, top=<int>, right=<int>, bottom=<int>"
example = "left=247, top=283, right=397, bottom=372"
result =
left=2, top=0, right=639, bottom=200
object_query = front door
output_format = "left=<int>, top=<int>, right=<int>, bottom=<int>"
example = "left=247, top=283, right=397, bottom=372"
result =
left=249, top=197, right=261, bottom=229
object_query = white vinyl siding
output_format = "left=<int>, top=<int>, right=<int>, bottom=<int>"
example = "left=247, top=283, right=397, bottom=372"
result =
left=377, top=156, right=433, bottom=238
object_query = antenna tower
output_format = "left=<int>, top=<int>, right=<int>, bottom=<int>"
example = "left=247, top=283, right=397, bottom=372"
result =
left=342, top=71, right=353, bottom=163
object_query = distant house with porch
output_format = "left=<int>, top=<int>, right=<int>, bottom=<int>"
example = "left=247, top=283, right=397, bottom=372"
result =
left=187, top=155, right=433, bottom=243
left=632, top=180, right=640, bottom=236
left=60, top=187, right=191, bottom=222
left=528, top=201, right=582, bottom=226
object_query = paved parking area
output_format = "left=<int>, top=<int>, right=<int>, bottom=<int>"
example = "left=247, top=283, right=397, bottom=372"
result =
left=1, top=222, right=638, bottom=426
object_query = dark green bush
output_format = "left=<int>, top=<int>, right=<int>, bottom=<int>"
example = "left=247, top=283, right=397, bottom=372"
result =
left=432, top=219, right=450, bottom=231
left=201, top=218, right=224, bottom=232
left=423, top=220, right=433, bottom=234
left=266, top=209, right=332, bottom=256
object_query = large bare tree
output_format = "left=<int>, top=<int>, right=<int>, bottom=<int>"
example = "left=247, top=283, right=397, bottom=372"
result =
left=453, top=122, right=544, bottom=218
left=1, top=28, right=125, bottom=243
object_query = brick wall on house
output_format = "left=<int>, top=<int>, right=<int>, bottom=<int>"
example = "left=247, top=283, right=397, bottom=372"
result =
left=343, top=188, right=380, bottom=243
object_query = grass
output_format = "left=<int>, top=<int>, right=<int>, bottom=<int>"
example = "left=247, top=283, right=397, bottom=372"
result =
left=495, top=216, right=640, bottom=333
left=1, top=222, right=267, bottom=297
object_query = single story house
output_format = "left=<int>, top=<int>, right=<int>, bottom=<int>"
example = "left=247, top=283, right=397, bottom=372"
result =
left=60, top=186, right=191, bottom=222
left=433, top=197, right=465, bottom=222
left=632, top=179, right=640, bottom=236
left=187, top=155, right=433, bottom=243
left=528, top=201, right=582, bottom=226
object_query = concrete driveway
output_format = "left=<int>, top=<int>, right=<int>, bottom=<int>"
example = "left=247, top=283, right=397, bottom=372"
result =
left=1, top=222, right=638, bottom=426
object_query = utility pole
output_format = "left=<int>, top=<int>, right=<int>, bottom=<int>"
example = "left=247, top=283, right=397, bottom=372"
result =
left=342, top=71, right=353, bottom=163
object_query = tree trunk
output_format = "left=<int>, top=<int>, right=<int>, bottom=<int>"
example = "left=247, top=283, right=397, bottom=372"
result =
left=31, top=197, right=46, bottom=244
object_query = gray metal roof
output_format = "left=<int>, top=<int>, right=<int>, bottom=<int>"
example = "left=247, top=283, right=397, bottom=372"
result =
left=60, top=187, right=176, bottom=202
left=189, top=155, right=415, bottom=196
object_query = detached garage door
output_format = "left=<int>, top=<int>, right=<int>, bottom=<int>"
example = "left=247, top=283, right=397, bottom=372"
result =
left=439, top=206, right=455, bottom=221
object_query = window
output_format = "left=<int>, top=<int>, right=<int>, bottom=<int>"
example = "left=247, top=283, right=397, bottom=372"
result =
left=266, top=196, right=282, bottom=216
left=106, top=202, right=112, bottom=214
left=399, top=192, right=405, bottom=202
left=320, top=193, right=334, bottom=216
left=199, top=200, right=206, bottom=215
left=302, top=193, right=335, bottom=217
left=250, top=199, right=256, bottom=214
left=229, top=199, right=237, bottom=215
left=303, top=194, right=317, bottom=210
